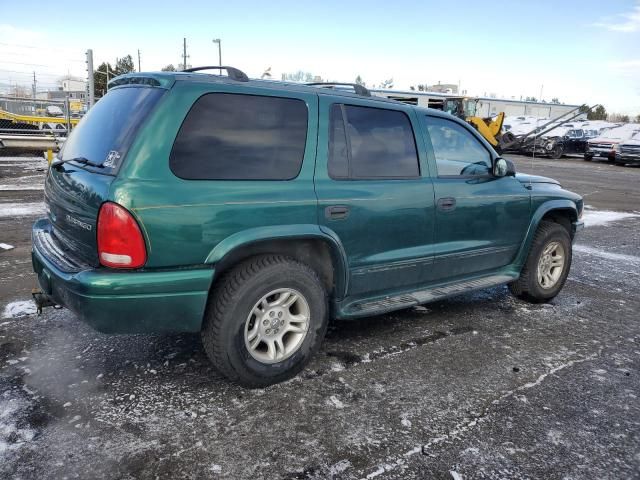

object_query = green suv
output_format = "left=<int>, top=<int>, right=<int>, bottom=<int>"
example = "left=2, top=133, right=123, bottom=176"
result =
left=32, top=67, right=584, bottom=387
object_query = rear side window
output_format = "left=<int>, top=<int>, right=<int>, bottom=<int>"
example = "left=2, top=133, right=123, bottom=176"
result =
left=329, top=104, right=419, bottom=179
left=61, top=87, right=164, bottom=173
left=170, top=93, right=308, bottom=180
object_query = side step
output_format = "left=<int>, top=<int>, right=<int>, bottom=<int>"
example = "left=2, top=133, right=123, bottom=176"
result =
left=345, top=274, right=516, bottom=317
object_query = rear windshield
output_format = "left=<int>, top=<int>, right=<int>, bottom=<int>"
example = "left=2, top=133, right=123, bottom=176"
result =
left=60, top=86, right=164, bottom=173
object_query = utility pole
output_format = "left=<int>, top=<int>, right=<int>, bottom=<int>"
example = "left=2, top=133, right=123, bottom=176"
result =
left=137, top=49, right=141, bottom=72
left=212, top=38, right=221, bottom=66
left=182, top=38, right=188, bottom=70
left=86, top=49, right=95, bottom=109
left=32, top=71, right=37, bottom=101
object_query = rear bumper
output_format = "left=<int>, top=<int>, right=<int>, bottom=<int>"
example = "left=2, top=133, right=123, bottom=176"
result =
left=31, top=219, right=214, bottom=333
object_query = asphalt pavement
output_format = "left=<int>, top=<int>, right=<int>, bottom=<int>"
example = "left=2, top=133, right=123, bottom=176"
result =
left=0, top=154, right=638, bottom=479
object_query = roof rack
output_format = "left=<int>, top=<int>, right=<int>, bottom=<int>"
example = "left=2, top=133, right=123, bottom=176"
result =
left=182, top=66, right=249, bottom=82
left=307, top=82, right=371, bottom=97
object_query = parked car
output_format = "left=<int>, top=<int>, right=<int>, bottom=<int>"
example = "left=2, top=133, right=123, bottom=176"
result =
left=32, top=68, right=584, bottom=387
left=618, top=132, right=640, bottom=166
left=585, top=124, right=640, bottom=162
left=45, top=105, right=64, bottom=117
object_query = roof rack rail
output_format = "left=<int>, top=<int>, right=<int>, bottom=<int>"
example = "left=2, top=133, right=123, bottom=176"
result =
left=182, top=66, right=249, bottom=82
left=307, top=82, right=371, bottom=97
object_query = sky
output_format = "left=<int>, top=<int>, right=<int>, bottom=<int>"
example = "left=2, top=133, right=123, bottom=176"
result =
left=1, top=0, right=639, bottom=115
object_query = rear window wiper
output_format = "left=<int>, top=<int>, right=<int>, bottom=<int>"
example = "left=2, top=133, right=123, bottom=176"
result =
left=51, top=156, right=104, bottom=169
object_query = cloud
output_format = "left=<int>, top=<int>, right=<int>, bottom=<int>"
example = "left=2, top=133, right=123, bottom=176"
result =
left=609, top=59, right=640, bottom=69
left=593, top=2, right=640, bottom=32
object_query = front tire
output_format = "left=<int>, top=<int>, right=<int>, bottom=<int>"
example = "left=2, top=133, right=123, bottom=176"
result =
left=201, top=255, right=328, bottom=387
left=550, top=144, right=564, bottom=159
left=509, top=221, right=572, bottom=303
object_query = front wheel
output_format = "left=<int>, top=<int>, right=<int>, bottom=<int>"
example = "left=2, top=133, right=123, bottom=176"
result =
left=550, top=144, right=564, bottom=159
left=509, top=221, right=572, bottom=303
left=201, top=255, right=328, bottom=387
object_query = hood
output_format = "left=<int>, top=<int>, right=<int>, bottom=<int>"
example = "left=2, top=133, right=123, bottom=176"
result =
left=588, top=137, right=620, bottom=145
left=515, top=173, right=561, bottom=186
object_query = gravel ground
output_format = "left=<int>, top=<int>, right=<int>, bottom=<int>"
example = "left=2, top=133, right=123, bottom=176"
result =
left=0, top=154, right=639, bottom=479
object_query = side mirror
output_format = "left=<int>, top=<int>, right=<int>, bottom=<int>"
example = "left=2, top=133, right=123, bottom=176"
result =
left=494, top=157, right=516, bottom=177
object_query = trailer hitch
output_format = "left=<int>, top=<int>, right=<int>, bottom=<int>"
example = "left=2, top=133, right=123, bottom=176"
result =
left=31, top=288, right=59, bottom=315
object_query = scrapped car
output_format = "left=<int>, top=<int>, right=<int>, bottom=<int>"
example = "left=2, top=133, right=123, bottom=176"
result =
left=522, top=127, right=588, bottom=159
left=585, top=124, right=640, bottom=162
left=618, top=132, right=640, bottom=166
left=32, top=67, right=584, bottom=387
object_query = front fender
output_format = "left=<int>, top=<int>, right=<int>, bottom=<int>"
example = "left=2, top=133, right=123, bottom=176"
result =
left=204, top=224, right=349, bottom=298
left=513, top=200, right=579, bottom=269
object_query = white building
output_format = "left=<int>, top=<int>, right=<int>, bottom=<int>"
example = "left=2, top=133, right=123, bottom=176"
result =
left=370, top=89, right=581, bottom=119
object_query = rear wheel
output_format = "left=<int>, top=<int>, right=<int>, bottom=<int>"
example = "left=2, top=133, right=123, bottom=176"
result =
left=201, top=255, right=328, bottom=387
left=509, top=221, right=572, bottom=303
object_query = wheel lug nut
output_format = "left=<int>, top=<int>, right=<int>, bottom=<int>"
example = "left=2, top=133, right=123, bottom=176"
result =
left=269, top=311, right=275, bottom=317
left=266, top=329, right=271, bottom=335
left=263, top=319, right=269, bottom=326
left=278, top=312, right=282, bottom=318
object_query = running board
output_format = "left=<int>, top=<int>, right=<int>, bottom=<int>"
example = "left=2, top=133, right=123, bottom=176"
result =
left=345, top=274, right=517, bottom=317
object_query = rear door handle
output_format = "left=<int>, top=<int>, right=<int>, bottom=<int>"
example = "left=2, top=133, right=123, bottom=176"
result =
left=437, top=197, right=456, bottom=212
left=325, top=205, right=350, bottom=220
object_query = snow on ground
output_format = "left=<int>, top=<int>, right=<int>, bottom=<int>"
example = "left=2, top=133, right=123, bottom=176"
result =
left=0, top=395, right=35, bottom=459
left=574, top=245, right=640, bottom=265
left=0, top=202, right=45, bottom=218
left=582, top=209, right=640, bottom=227
left=2, top=300, right=37, bottom=319
left=0, top=243, right=13, bottom=250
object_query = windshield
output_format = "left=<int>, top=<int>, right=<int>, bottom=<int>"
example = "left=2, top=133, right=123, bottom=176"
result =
left=60, top=86, right=164, bottom=173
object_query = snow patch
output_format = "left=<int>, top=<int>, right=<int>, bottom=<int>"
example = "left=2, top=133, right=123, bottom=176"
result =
left=574, top=245, right=640, bottom=265
left=0, top=396, right=35, bottom=458
left=450, top=471, right=464, bottom=480
left=0, top=202, right=46, bottom=218
left=328, top=395, right=345, bottom=409
left=0, top=243, right=14, bottom=250
left=2, top=300, right=37, bottom=318
left=582, top=210, right=639, bottom=227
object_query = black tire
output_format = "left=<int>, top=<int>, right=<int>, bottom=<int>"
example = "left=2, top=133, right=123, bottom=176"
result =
left=201, top=255, right=328, bottom=387
left=583, top=154, right=593, bottom=161
left=550, top=144, right=564, bottom=159
left=509, top=221, right=572, bottom=303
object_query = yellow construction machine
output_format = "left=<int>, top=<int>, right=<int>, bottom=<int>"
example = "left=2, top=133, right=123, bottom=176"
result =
left=441, top=97, right=507, bottom=152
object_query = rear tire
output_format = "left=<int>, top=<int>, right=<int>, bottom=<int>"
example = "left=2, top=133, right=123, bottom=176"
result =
left=201, top=255, right=328, bottom=387
left=509, top=221, right=572, bottom=303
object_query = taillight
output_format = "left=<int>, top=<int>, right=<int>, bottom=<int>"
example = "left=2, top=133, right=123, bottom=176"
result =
left=97, top=202, right=147, bottom=269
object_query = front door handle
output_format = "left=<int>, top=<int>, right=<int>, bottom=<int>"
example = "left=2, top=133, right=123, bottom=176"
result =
left=325, top=205, right=350, bottom=220
left=437, top=197, right=456, bottom=212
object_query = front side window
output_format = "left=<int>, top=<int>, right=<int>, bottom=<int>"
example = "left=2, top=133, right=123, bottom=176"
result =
left=170, top=93, right=308, bottom=180
left=328, top=104, right=419, bottom=179
left=424, top=116, right=492, bottom=177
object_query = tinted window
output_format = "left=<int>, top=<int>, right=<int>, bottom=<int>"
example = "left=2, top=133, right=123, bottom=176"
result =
left=425, top=116, right=491, bottom=176
left=61, top=87, right=164, bottom=173
left=328, top=104, right=419, bottom=179
left=170, top=93, right=308, bottom=180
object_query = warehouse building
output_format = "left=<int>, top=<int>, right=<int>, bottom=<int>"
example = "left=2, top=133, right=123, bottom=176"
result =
left=370, top=89, right=581, bottom=118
